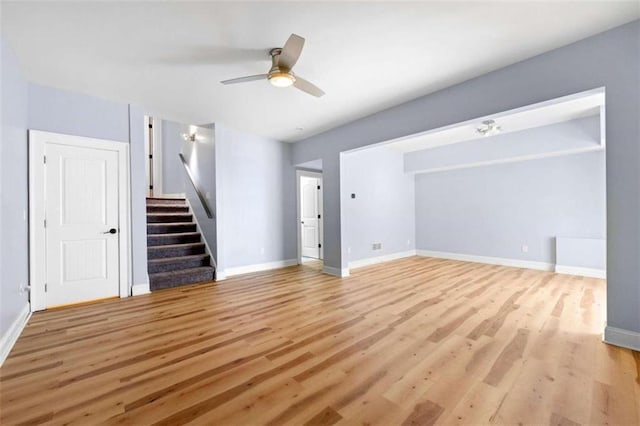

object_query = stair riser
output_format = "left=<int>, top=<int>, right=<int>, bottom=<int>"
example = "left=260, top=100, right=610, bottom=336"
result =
left=147, top=205, right=189, bottom=213
left=147, top=224, right=197, bottom=234
left=150, top=269, right=215, bottom=290
left=148, top=257, right=210, bottom=274
left=146, top=198, right=186, bottom=206
left=148, top=245, right=205, bottom=259
left=148, top=234, right=200, bottom=246
left=147, top=214, right=192, bottom=223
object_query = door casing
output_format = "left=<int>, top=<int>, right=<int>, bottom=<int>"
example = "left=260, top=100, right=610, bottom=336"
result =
left=29, top=130, right=131, bottom=312
left=296, top=169, right=323, bottom=264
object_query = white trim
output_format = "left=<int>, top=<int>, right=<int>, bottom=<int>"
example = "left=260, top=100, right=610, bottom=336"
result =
left=224, top=259, right=298, bottom=277
left=131, top=283, right=151, bottom=296
left=555, top=265, right=606, bottom=279
left=409, top=146, right=604, bottom=175
left=323, top=265, right=350, bottom=278
left=603, top=325, right=640, bottom=351
left=152, top=118, right=163, bottom=195
left=416, top=250, right=554, bottom=271
left=29, top=130, right=131, bottom=311
left=349, top=250, right=416, bottom=270
left=0, top=304, right=31, bottom=367
left=144, top=115, right=151, bottom=197
left=296, top=169, right=323, bottom=264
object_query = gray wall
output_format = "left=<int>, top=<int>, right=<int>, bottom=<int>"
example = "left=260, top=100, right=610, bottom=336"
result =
left=342, top=146, right=415, bottom=263
left=181, top=123, right=217, bottom=265
left=291, top=21, right=639, bottom=335
left=160, top=120, right=187, bottom=195
left=415, top=151, right=605, bottom=264
left=1, top=37, right=30, bottom=337
left=215, top=124, right=296, bottom=273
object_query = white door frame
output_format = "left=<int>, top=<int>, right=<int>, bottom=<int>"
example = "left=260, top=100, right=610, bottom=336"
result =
left=296, top=169, right=323, bottom=264
left=29, top=130, right=131, bottom=312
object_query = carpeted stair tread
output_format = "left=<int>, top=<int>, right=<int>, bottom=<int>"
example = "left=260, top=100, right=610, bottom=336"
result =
left=148, top=254, right=211, bottom=273
left=147, top=204, right=190, bottom=213
left=147, top=242, right=205, bottom=259
left=147, top=213, right=193, bottom=223
left=150, top=267, right=215, bottom=290
left=148, top=232, right=201, bottom=246
left=147, top=222, right=197, bottom=234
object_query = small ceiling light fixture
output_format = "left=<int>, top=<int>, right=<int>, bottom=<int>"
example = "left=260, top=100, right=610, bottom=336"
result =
left=182, top=132, right=197, bottom=142
left=268, top=71, right=296, bottom=88
left=476, top=119, right=502, bottom=137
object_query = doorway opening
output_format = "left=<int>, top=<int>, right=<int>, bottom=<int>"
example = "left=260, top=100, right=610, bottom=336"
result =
left=297, top=169, right=323, bottom=269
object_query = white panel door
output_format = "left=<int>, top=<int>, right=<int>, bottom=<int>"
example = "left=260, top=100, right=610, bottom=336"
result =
left=301, top=176, right=320, bottom=259
left=45, top=143, right=120, bottom=307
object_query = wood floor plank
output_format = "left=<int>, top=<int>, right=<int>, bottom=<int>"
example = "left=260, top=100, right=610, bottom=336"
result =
left=1, top=257, right=637, bottom=425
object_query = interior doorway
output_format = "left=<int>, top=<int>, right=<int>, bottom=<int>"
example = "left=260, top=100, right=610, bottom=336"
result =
left=297, top=170, right=323, bottom=265
left=29, top=130, right=131, bottom=311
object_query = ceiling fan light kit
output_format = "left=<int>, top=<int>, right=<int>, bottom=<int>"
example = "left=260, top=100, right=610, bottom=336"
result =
left=221, top=34, right=325, bottom=97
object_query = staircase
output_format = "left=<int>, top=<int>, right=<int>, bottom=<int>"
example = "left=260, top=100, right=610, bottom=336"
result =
left=146, top=197, right=215, bottom=290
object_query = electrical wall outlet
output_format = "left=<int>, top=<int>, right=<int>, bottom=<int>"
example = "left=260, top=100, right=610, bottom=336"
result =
left=372, top=242, right=382, bottom=250
left=521, top=245, right=529, bottom=253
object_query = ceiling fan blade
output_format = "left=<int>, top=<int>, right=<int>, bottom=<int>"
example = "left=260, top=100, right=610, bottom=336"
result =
left=220, top=74, right=268, bottom=85
left=293, top=76, right=325, bottom=97
left=278, top=34, right=305, bottom=70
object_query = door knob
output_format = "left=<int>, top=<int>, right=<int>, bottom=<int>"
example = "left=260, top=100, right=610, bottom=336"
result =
left=103, top=228, right=117, bottom=234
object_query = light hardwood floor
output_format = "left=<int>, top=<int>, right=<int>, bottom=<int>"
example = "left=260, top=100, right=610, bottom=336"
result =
left=1, top=257, right=638, bottom=425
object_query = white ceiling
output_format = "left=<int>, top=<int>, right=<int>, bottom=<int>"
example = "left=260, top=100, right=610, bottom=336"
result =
left=1, top=1, right=637, bottom=142
left=388, top=89, right=605, bottom=153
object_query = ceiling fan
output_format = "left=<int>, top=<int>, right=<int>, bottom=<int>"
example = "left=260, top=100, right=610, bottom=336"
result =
left=220, top=34, right=325, bottom=98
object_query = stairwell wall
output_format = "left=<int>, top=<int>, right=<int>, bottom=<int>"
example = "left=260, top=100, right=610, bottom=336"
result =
left=214, top=124, right=296, bottom=275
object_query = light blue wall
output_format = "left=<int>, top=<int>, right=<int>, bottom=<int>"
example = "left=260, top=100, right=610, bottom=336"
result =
left=404, top=116, right=601, bottom=173
left=292, top=21, right=639, bottom=335
left=415, top=151, right=605, bottom=264
left=215, top=124, right=296, bottom=272
left=342, top=147, right=415, bottom=263
left=556, top=237, right=606, bottom=271
left=160, top=120, right=187, bottom=195
left=1, top=37, right=30, bottom=337
left=181, top=124, right=217, bottom=265
left=28, top=83, right=130, bottom=142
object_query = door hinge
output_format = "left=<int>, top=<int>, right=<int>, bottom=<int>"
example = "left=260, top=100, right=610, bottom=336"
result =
left=317, top=185, right=320, bottom=190
left=318, top=243, right=322, bottom=248
left=44, top=283, right=48, bottom=292
left=149, top=185, right=153, bottom=190
left=317, top=214, right=321, bottom=219
left=43, top=155, right=46, bottom=164
left=148, top=154, right=153, bottom=159
left=148, top=123, right=153, bottom=129
left=44, top=219, right=46, bottom=228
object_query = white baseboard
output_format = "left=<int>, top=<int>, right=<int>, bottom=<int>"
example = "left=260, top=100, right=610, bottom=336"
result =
left=603, top=325, right=640, bottom=351
left=0, top=303, right=31, bottom=367
left=555, top=265, right=606, bottom=279
left=323, top=265, right=350, bottom=278
left=349, top=250, right=416, bottom=270
left=224, top=259, right=298, bottom=277
left=416, top=250, right=554, bottom=271
left=131, top=282, right=150, bottom=296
